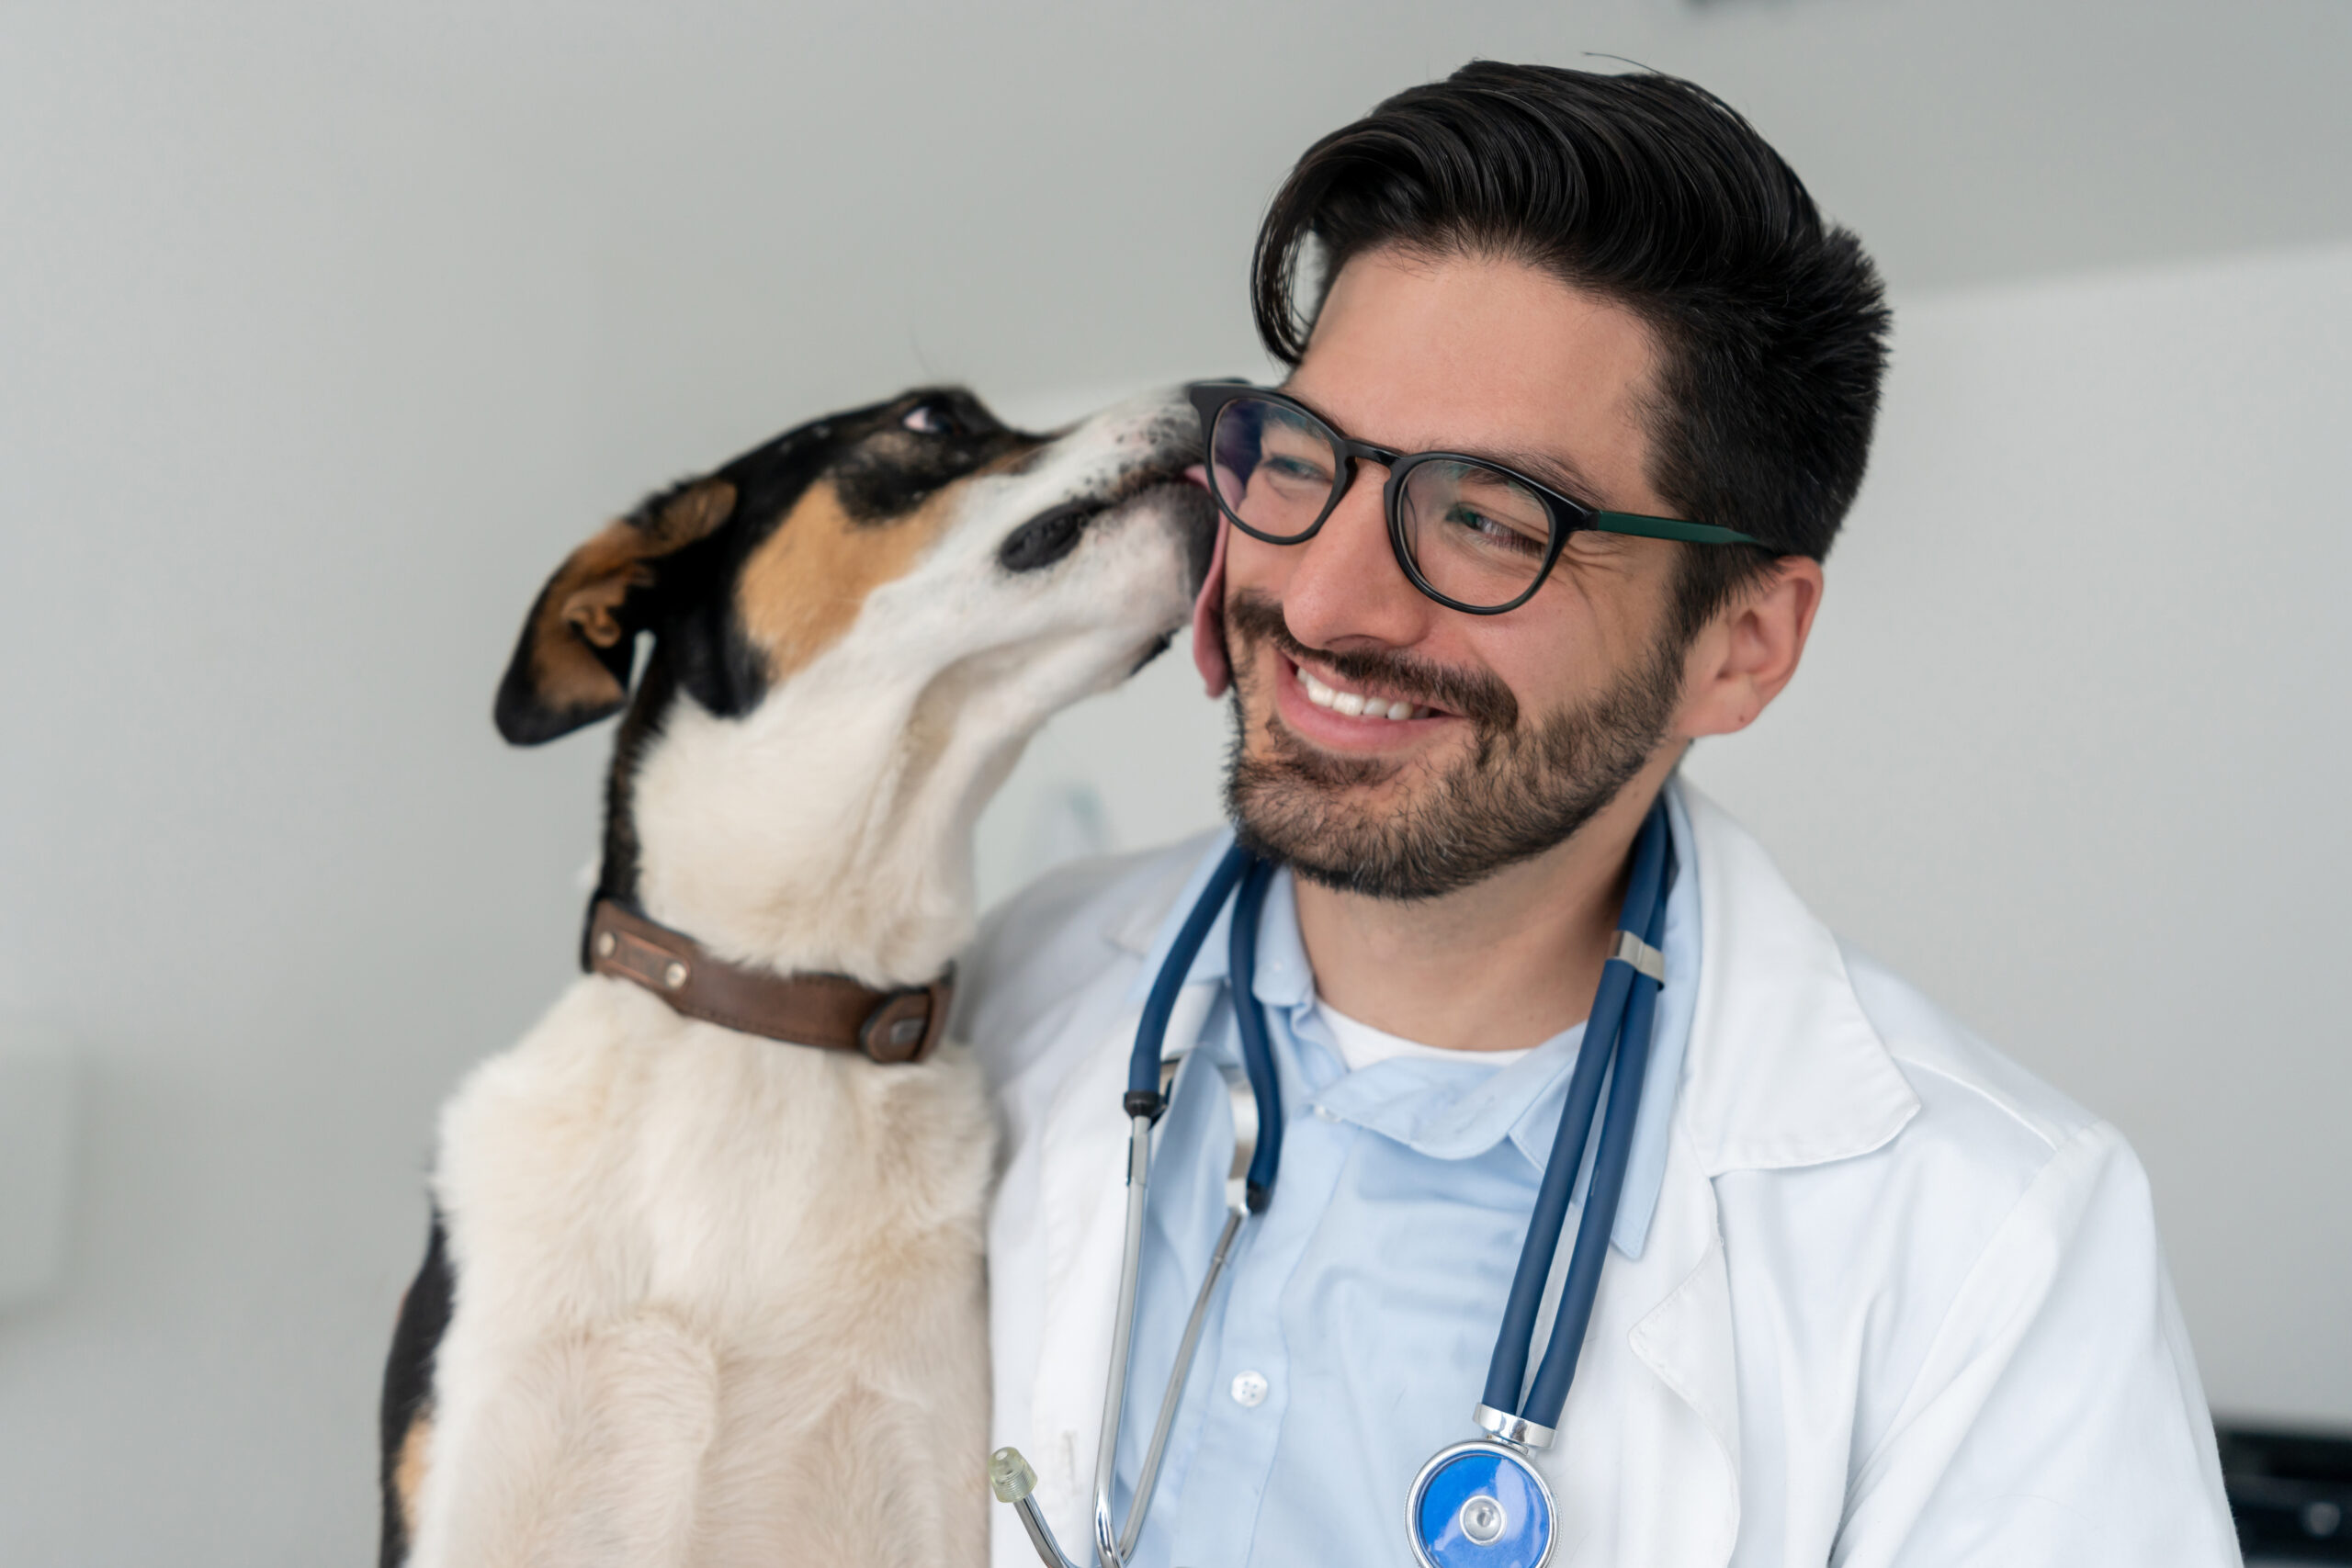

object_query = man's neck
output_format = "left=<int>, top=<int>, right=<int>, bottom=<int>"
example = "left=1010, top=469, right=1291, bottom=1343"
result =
left=1293, top=754, right=1680, bottom=1054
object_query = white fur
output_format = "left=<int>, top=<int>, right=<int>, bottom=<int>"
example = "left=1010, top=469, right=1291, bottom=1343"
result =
left=405, top=390, right=1203, bottom=1567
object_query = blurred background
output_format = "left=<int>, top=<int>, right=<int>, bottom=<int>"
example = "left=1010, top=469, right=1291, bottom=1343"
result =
left=4, top=1, right=2348, bottom=1562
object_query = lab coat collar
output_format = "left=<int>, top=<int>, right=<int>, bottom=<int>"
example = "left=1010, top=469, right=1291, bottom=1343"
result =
left=1673, top=784, right=1919, bottom=1175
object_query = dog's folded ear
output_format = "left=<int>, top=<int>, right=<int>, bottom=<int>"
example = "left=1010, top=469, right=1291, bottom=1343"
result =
left=493, top=479, right=739, bottom=745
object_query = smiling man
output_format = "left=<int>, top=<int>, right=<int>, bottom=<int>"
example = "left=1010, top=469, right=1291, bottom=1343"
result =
left=960, top=63, right=2237, bottom=1568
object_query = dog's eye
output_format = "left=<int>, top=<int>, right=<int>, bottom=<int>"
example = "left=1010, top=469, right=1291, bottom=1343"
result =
left=901, top=400, right=967, bottom=437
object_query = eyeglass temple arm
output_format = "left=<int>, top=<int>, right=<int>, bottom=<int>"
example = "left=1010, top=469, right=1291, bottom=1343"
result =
left=1588, top=512, right=1768, bottom=548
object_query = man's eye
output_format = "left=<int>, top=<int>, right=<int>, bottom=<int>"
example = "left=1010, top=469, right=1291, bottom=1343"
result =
left=902, top=401, right=967, bottom=436
left=1263, top=455, right=1330, bottom=485
left=1446, top=505, right=1545, bottom=555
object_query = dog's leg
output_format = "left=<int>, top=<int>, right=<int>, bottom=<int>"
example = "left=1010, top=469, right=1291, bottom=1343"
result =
left=404, top=1311, right=722, bottom=1568
left=380, top=1214, right=454, bottom=1568
left=797, top=1214, right=992, bottom=1567
left=897, top=1285, right=991, bottom=1568
left=706, top=1376, right=988, bottom=1568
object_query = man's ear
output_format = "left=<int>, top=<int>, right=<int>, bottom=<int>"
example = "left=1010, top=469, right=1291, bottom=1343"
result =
left=492, top=479, right=738, bottom=745
left=1674, top=554, right=1824, bottom=741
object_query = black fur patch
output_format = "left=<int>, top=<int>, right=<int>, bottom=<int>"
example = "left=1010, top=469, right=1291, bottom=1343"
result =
left=379, top=1214, right=454, bottom=1568
left=832, top=389, right=1034, bottom=524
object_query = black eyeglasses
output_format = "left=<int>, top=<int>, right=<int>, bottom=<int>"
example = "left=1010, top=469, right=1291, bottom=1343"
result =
left=1187, top=381, right=1767, bottom=615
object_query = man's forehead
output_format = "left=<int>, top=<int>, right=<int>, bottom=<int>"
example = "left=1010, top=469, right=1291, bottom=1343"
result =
left=1278, top=374, right=1611, bottom=503
left=1285, top=248, right=1661, bottom=508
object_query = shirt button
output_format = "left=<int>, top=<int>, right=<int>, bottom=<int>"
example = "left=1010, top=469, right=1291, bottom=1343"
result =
left=1313, top=1103, right=1340, bottom=1122
left=1230, top=1371, right=1269, bottom=1407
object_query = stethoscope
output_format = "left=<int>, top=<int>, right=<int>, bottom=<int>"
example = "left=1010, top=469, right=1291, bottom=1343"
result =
left=990, top=799, right=1676, bottom=1568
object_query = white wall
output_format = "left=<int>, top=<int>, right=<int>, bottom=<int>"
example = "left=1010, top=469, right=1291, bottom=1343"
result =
left=1687, top=243, right=2352, bottom=1423
left=3, top=3, right=2347, bottom=1563
left=983, top=241, right=2352, bottom=1425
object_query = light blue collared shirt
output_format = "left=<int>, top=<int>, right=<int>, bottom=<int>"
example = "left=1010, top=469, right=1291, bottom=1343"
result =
left=1107, top=784, right=1702, bottom=1568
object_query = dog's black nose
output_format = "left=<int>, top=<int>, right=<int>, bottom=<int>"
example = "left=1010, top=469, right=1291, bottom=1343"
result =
left=999, top=501, right=1096, bottom=573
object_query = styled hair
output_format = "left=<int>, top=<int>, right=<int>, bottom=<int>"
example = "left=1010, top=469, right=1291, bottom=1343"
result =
left=1254, top=62, right=1892, bottom=637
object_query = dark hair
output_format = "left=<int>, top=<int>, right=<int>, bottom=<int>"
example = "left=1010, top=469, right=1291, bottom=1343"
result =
left=1254, top=62, right=1891, bottom=638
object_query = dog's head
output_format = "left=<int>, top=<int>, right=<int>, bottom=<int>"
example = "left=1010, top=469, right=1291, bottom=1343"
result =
left=495, top=386, right=1213, bottom=982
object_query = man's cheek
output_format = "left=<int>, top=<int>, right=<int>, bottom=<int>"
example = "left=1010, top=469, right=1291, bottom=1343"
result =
left=1228, top=624, right=1279, bottom=706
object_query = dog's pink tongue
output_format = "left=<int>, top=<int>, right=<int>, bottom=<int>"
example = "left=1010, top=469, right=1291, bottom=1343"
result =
left=1188, top=469, right=1231, bottom=697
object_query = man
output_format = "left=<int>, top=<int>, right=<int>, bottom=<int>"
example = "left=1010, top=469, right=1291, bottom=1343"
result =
left=959, top=63, right=2237, bottom=1568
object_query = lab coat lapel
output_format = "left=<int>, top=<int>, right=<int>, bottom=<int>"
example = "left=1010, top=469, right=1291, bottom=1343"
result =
left=1615, top=1129, right=1742, bottom=1567
left=1532, top=1110, right=1739, bottom=1568
left=1574, top=785, right=1920, bottom=1566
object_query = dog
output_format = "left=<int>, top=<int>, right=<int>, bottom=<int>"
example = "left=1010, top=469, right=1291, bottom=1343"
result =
left=378, top=385, right=1212, bottom=1568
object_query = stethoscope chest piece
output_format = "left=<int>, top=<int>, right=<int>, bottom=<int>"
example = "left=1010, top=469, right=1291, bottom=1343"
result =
left=1407, top=1440, right=1556, bottom=1568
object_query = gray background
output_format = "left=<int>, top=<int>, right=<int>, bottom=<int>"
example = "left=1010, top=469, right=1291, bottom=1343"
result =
left=3, top=1, right=2347, bottom=1561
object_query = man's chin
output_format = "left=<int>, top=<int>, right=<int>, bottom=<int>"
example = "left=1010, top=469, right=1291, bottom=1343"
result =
left=1260, top=727, right=1409, bottom=792
left=1227, top=751, right=1441, bottom=898
left=1222, top=677, right=1677, bottom=902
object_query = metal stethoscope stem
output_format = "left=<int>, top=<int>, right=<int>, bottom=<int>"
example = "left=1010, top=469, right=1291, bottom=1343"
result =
left=993, top=1088, right=1255, bottom=1568
left=1125, top=1126, right=1251, bottom=1557
left=1091, top=1111, right=1152, bottom=1566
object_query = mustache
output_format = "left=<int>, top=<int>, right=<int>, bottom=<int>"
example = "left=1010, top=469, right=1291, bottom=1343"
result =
left=1224, top=590, right=1520, bottom=734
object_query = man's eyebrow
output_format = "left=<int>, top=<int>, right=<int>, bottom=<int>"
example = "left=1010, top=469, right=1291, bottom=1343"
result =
left=1272, top=380, right=1610, bottom=505
left=1467, top=444, right=1605, bottom=506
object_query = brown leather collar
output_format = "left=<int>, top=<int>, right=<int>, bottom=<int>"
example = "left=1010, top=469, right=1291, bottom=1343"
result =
left=585, top=898, right=952, bottom=1065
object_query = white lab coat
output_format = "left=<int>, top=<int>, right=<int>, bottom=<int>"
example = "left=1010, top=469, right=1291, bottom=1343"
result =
left=958, top=786, right=2241, bottom=1567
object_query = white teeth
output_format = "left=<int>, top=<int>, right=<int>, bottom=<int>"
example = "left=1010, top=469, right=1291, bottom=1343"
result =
left=1296, top=663, right=1425, bottom=722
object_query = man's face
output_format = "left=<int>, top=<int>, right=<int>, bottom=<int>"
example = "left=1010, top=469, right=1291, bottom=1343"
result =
left=1220, top=247, right=1696, bottom=899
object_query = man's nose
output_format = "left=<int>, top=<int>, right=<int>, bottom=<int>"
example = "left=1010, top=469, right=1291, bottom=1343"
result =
left=1277, top=468, right=1438, bottom=653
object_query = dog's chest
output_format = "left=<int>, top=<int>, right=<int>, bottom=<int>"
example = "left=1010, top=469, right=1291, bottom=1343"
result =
left=434, top=977, right=993, bottom=1347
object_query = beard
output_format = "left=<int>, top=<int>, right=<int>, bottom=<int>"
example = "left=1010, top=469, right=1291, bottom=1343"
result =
left=1221, top=590, right=1685, bottom=901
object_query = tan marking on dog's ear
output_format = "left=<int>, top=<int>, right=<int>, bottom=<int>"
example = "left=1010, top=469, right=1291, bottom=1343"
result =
left=738, top=480, right=961, bottom=680
left=394, top=1407, right=433, bottom=1541
left=521, top=523, right=640, bottom=716
left=555, top=530, right=656, bottom=649
left=524, top=479, right=741, bottom=713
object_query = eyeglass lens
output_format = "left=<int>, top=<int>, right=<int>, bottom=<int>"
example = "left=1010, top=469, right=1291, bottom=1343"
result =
left=1207, top=394, right=1555, bottom=611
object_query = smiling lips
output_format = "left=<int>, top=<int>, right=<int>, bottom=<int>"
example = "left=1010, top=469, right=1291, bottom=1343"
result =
left=1292, top=658, right=1435, bottom=723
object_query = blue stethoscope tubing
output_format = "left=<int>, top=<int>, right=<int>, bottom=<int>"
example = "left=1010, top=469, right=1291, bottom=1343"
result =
left=1126, top=852, right=1285, bottom=1210
left=1409, top=809, right=1671, bottom=1568
left=1483, top=800, right=1673, bottom=1436
left=1000, top=800, right=1675, bottom=1568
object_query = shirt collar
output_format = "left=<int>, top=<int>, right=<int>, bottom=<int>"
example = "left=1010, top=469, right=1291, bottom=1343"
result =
left=1108, top=796, right=1698, bottom=1258
left=1294, top=786, right=1701, bottom=1258
left=1307, top=1020, right=1591, bottom=1160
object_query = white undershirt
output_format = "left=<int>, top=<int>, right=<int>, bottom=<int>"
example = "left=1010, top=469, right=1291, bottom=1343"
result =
left=1315, top=996, right=1534, bottom=1072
